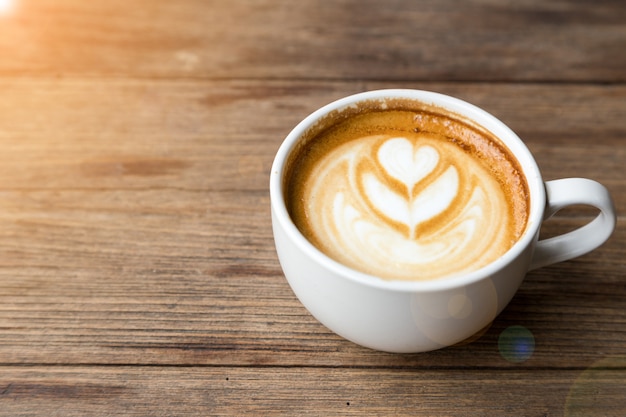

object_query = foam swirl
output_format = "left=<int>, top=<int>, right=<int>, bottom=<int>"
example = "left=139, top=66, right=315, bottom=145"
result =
left=300, top=133, right=516, bottom=281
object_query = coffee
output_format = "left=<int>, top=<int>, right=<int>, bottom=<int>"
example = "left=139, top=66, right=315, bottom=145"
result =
left=285, top=99, right=529, bottom=281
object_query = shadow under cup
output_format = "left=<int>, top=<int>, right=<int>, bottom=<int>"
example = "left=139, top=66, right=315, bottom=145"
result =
left=270, top=89, right=614, bottom=353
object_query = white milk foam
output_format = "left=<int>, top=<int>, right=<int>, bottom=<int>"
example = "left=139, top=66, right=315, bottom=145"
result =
left=303, top=134, right=512, bottom=281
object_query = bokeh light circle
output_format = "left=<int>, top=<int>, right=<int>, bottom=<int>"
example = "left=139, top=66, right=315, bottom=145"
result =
left=498, top=325, right=535, bottom=363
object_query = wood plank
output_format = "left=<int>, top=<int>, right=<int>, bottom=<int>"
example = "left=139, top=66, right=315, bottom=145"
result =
left=0, top=79, right=624, bottom=206
left=0, top=0, right=624, bottom=81
left=0, top=184, right=623, bottom=367
left=1, top=365, right=625, bottom=416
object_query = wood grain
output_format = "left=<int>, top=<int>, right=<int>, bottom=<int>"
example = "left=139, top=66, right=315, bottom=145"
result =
left=1, top=0, right=624, bottom=81
left=0, top=79, right=623, bottom=370
left=1, top=365, right=626, bottom=416
left=0, top=79, right=623, bottom=199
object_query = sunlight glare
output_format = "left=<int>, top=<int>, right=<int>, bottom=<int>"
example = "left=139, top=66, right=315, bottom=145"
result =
left=0, top=0, right=14, bottom=15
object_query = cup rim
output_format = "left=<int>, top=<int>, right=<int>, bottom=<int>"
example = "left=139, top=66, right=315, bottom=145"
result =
left=270, top=89, right=545, bottom=293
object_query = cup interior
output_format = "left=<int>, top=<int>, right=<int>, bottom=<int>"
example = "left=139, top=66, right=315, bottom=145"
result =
left=270, top=89, right=545, bottom=292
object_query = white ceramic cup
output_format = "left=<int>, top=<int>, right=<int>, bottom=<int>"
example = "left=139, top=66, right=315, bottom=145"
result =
left=270, top=89, right=616, bottom=353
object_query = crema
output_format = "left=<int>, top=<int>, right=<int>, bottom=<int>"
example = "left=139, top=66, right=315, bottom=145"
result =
left=286, top=105, right=529, bottom=281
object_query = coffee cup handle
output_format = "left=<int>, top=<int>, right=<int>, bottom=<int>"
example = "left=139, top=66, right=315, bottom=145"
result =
left=529, top=178, right=616, bottom=271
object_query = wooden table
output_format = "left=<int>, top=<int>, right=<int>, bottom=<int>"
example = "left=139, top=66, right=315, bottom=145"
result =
left=0, top=1, right=624, bottom=415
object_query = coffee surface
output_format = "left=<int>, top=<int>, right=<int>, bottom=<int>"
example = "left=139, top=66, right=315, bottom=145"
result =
left=286, top=104, right=529, bottom=281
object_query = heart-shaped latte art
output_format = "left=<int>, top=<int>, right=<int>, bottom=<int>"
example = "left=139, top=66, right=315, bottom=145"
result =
left=377, top=138, right=439, bottom=192
left=363, top=137, right=459, bottom=237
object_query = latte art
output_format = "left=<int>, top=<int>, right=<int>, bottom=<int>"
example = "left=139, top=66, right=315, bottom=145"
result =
left=287, top=108, right=529, bottom=281
left=366, top=138, right=458, bottom=239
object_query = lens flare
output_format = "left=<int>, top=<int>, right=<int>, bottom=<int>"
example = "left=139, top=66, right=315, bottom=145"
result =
left=498, top=325, right=535, bottom=363
left=565, top=356, right=626, bottom=416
